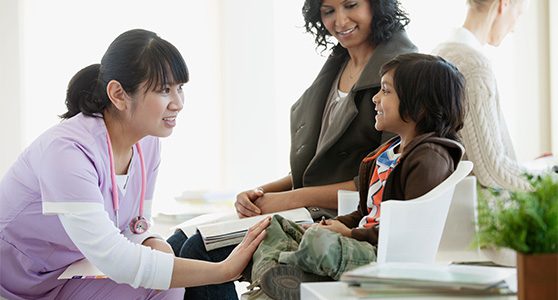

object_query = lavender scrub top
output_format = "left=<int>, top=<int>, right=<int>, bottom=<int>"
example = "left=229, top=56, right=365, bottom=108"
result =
left=0, top=113, right=161, bottom=299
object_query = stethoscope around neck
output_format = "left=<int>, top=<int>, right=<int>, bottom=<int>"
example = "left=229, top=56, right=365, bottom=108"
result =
left=106, top=131, right=149, bottom=234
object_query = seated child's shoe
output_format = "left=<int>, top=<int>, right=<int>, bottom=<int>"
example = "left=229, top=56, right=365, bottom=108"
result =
left=260, top=264, right=333, bottom=300
left=260, top=264, right=302, bottom=300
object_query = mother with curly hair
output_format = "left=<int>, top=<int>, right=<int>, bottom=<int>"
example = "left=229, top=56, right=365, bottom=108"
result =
left=167, top=1, right=416, bottom=299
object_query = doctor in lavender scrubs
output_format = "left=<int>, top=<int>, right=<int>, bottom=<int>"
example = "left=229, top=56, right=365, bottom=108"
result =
left=0, top=29, right=268, bottom=300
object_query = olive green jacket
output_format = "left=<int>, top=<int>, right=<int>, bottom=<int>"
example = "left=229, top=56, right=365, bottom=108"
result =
left=290, top=30, right=417, bottom=191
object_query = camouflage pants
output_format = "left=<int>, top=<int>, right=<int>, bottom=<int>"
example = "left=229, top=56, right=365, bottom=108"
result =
left=251, top=215, right=376, bottom=282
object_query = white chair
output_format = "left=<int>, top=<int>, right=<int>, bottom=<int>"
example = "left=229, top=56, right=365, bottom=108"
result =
left=337, top=190, right=360, bottom=216
left=436, top=176, right=486, bottom=263
left=376, top=160, right=473, bottom=264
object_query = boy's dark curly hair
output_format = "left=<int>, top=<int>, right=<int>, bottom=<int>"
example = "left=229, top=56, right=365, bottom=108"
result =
left=302, top=0, right=410, bottom=53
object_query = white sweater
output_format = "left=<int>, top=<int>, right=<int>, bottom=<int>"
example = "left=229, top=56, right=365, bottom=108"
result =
left=433, top=32, right=530, bottom=191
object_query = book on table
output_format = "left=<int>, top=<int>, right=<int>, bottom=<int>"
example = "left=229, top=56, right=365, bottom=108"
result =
left=174, top=207, right=314, bottom=251
left=340, top=262, right=517, bottom=296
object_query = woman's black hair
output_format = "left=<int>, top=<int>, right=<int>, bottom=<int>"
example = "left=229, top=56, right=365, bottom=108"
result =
left=61, top=29, right=189, bottom=119
left=302, top=0, right=410, bottom=53
left=379, top=53, right=465, bottom=141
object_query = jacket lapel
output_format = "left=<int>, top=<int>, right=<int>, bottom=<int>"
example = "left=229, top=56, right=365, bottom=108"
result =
left=309, top=44, right=387, bottom=166
left=294, top=50, right=348, bottom=162
left=309, top=31, right=415, bottom=166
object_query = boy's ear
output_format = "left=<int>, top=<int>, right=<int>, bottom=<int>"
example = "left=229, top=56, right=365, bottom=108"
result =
left=106, top=80, right=130, bottom=111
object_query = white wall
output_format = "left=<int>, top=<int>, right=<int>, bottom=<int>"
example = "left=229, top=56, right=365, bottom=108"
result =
left=401, top=0, right=467, bottom=53
left=218, top=1, right=328, bottom=191
left=551, top=0, right=558, bottom=153
left=0, top=0, right=554, bottom=208
left=14, top=0, right=229, bottom=205
left=488, top=0, right=551, bottom=159
left=3, top=0, right=327, bottom=205
left=0, top=0, right=23, bottom=175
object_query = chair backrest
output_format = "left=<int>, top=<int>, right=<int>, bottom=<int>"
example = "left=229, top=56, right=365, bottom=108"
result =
left=436, top=176, right=485, bottom=263
left=376, top=160, right=473, bottom=264
left=337, top=190, right=360, bottom=216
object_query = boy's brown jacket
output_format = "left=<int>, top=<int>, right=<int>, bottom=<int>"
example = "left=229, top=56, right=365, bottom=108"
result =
left=335, top=132, right=464, bottom=245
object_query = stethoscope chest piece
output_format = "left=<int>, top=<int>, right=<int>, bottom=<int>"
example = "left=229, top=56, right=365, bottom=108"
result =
left=130, top=216, right=149, bottom=234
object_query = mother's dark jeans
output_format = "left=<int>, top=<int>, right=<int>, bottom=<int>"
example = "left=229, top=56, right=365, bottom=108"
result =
left=167, top=231, right=238, bottom=300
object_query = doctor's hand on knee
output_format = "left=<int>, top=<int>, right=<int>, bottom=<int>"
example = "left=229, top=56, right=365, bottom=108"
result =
left=221, top=216, right=270, bottom=280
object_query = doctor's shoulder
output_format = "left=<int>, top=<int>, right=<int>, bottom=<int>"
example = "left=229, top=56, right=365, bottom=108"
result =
left=32, top=114, right=105, bottom=159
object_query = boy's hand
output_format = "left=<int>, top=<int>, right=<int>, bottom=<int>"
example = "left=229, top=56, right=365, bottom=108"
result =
left=301, top=222, right=317, bottom=230
left=319, top=219, right=352, bottom=237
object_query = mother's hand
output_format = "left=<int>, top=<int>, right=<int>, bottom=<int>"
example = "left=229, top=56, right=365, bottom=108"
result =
left=253, top=192, right=294, bottom=214
left=235, top=188, right=264, bottom=218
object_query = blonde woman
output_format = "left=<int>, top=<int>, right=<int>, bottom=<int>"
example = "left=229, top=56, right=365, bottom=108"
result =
left=433, top=0, right=534, bottom=192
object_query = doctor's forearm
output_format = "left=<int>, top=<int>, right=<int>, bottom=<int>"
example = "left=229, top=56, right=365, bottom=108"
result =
left=169, top=257, right=231, bottom=288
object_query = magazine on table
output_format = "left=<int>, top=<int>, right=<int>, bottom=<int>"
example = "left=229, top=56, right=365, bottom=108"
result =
left=341, top=262, right=517, bottom=296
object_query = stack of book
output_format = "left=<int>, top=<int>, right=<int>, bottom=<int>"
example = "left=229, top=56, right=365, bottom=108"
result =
left=174, top=207, right=314, bottom=251
left=341, top=262, right=517, bottom=296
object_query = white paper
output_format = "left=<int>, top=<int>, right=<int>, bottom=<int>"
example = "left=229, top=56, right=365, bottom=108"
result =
left=173, top=211, right=238, bottom=237
left=58, top=258, right=106, bottom=280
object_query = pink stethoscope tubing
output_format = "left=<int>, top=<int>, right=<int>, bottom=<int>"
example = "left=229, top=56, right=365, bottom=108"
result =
left=106, top=131, right=146, bottom=233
